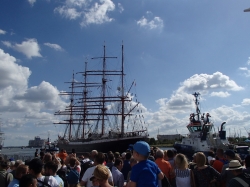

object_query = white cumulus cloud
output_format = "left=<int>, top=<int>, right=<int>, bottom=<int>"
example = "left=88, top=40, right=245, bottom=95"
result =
left=239, top=58, right=250, bottom=77
left=118, top=3, right=124, bottom=13
left=242, top=98, right=250, bottom=106
left=44, top=43, right=64, bottom=51
left=54, top=6, right=82, bottom=20
left=28, top=0, right=36, bottom=6
left=210, top=91, right=231, bottom=98
left=137, top=16, right=164, bottom=30
left=177, top=72, right=243, bottom=93
left=2, top=39, right=42, bottom=59
left=0, top=29, right=6, bottom=35
left=81, top=0, right=115, bottom=26
left=54, top=0, right=116, bottom=26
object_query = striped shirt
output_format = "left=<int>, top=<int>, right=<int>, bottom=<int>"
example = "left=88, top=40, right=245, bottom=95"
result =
left=175, top=168, right=191, bottom=187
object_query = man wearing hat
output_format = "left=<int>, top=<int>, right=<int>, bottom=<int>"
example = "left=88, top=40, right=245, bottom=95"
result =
left=227, top=160, right=250, bottom=187
left=127, top=141, right=164, bottom=187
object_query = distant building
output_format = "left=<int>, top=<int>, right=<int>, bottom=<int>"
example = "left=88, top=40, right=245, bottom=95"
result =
left=157, top=134, right=182, bottom=141
left=28, top=136, right=45, bottom=147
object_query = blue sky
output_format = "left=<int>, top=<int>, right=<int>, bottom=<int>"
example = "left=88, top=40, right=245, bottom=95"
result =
left=0, top=0, right=250, bottom=146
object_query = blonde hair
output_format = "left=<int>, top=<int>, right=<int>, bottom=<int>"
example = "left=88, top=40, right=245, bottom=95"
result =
left=94, top=165, right=110, bottom=181
left=174, top=153, right=188, bottom=169
left=196, top=152, right=206, bottom=167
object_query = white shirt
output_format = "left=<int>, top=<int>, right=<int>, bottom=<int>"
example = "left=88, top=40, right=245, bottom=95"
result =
left=37, top=176, right=59, bottom=187
left=81, top=165, right=113, bottom=187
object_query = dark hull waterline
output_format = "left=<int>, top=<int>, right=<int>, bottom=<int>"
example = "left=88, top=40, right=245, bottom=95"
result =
left=57, top=136, right=148, bottom=153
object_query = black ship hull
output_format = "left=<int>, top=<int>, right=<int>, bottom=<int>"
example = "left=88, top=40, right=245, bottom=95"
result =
left=57, top=136, right=148, bottom=153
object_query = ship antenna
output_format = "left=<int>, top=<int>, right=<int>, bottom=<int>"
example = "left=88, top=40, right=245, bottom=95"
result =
left=193, top=92, right=200, bottom=121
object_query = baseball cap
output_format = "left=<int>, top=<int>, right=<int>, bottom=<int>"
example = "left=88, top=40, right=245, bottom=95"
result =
left=133, top=141, right=150, bottom=157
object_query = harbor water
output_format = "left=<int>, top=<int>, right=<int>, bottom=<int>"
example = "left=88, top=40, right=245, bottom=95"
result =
left=0, top=146, right=173, bottom=161
left=0, top=147, right=38, bottom=161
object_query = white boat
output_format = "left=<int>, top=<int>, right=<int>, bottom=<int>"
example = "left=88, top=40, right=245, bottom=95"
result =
left=174, top=92, right=233, bottom=157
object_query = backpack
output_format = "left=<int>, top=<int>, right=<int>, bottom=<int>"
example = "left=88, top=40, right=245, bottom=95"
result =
left=57, top=167, right=68, bottom=187
left=67, top=168, right=80, bottom=184
left=234, top=176, right=250, bottom=187
left=37, top=176, right=52, bottom=187
left=80, top=160, right=94, bottom=179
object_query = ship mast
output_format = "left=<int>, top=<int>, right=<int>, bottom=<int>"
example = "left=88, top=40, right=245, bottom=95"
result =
left=92, top=45, right=117, bottom=135
left=121, top=44, right=125, bottom=136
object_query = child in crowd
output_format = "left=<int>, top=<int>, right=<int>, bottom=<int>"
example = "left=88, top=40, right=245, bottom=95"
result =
left=128, top=141, right=164, bottom=187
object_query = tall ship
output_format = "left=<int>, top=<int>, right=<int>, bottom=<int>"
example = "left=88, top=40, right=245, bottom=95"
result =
left=173, top=92, right=231, bottom=157
left=54, top=45, right=148, bottom=153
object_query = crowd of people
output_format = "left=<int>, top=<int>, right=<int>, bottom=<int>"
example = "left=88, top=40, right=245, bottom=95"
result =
left=0, top=141, right=250, bottom=187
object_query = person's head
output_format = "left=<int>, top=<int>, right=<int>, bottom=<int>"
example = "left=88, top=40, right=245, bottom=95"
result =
left=94, top=152, right=105, bottom=165
left=0, top=160, right=9, bottom=170
left=155, top=149, right=164, bottom=159
left=82, top=152, right=90, bottom=159
left=129, top=157, right=138, bottom=168
left=107, top=153, right=114, bottom=162
left=226, top=160, right=243, bottom=176
left=14, top=160, right=25, bottom=168
left=40, top=151, right=45, bottom=158
left=114, top=158, right=123, bottom=171
left=28, top=158, right=43, bottom=175
left=93, top=165, right=110, bottom=184
left=15, top=164, right=29, bottom=179
left=9, top=161, right=15, bottom=170
left=125, top=152, right=132, bottom=160
left=245, top=155, right=250, bottom=168
left=44, top=161, right=58, bottom=176
left=91, top=150, right=98, bottom=159
left=43, top=153, right=52, bottom=163
left=114, top=152, right=121, bottom=159
left=166, top=150, right=174, bottom=159
left=19, top=174, right=37, bottom=187
left=216, top=148, right=224, bottom=158
left=224, top=150, right=235, bottom=160
left=69, top=157, right=77, bottom=167
left=133, top=141, right=150, bottom=160
left=196, top=152, right=206, bottom=167
left=174, top=153, right=188, bottom=169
